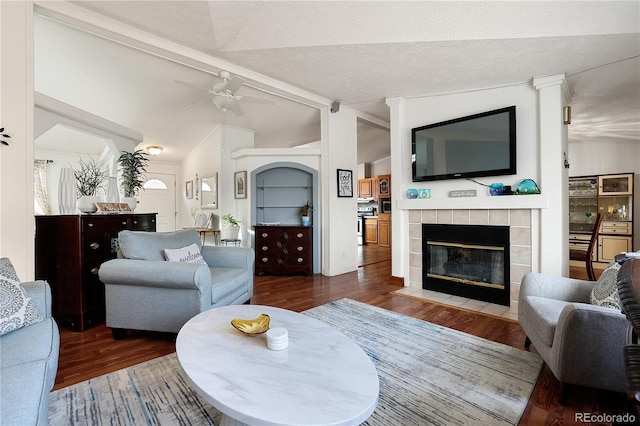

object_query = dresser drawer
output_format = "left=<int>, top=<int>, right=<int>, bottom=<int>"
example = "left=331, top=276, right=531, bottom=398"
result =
left=600, top=221, right=632, bottom=234
left=129, top=214, right=156, bottom=230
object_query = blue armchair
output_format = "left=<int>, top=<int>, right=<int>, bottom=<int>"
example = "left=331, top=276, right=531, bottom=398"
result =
left=99, top=228, right=254, bottom=338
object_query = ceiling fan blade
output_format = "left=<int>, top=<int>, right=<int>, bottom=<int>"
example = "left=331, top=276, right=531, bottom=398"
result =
left=229, top=101, right=244, bottom=116
left=174, top=80, right=214, bottom=94
left=224, top=76, right=243, bottom=94
left=183, top=97, right=210, bottom=108
left=240, top=95, right=276, bottom=105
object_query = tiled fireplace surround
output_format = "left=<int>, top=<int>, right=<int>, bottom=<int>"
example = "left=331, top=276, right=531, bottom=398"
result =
left=399, top=208, right=533, bottom=321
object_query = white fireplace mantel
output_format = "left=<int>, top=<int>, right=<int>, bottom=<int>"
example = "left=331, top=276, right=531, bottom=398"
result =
left=396, top=194, right=548, bottom=210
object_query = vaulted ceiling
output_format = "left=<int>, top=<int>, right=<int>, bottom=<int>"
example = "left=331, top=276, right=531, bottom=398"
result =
left=35, top=1, right=639, bottom=164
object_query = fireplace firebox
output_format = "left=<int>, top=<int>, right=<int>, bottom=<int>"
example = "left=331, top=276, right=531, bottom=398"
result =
left=422, top=224, right=510, bottom=306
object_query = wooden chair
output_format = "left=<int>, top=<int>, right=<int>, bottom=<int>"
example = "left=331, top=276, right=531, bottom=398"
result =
left=569, top=213, right=603, bottom=281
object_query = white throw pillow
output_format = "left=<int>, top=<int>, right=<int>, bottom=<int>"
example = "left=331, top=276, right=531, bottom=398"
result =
left=590, top=260, right=622, bottom=310
left=0, top=257, right=44, bottom=336
left=163, top=243, right=207, bottom=265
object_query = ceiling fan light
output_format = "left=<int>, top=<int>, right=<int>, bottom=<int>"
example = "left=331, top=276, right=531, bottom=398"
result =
left=146, top=145, right=164, bottom=155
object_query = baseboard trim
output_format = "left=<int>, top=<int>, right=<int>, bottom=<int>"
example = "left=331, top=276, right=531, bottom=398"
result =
left=390, top=276, right=404, bottom=286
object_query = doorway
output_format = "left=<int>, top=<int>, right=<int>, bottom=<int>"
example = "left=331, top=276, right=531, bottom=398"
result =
left=137, top=173, right=176, bottom=231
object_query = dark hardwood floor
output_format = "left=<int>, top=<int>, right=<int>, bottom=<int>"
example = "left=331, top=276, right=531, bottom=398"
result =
left=54, top=246, right=629, bottom=425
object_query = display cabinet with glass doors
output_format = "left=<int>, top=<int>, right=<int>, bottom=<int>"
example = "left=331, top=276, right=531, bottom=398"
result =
left=569, top=173, right=634, bottom=265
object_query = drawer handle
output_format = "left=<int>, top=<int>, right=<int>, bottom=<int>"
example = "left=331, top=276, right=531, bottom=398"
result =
left=89, top=242, right=100, bottom=250
left=133, top=220, right=138, bottom=224
left=87, top=223, right=94, bottom=227
left=122, top=221, right=127, bottom=225
left=262, top=246, right=268, bottom=251
left=262, top=257, right=268, bottom=262
left=297, top=246, right=303, bottom=251
left=90, top=267, right=99, bottom=275
left=297, top=258, right=303, bottom=263
left=297, top=233, right=303, bottom=238
left=262, top=233, right=268, bottom=237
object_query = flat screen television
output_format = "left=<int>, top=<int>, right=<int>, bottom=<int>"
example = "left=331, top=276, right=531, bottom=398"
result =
left=411, top=106, right=516, bottom=182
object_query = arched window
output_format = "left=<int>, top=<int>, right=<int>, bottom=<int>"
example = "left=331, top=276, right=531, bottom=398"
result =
left=143, top=178, right=168, bottom=190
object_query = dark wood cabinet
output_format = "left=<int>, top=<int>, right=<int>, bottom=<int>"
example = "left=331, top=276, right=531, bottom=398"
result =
left=35, top=213, right=156, bottom=331
left=254, top=226, right=312, bottom=276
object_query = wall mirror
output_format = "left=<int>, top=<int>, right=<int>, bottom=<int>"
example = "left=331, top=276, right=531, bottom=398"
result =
left=200, top=173, right=218, bottom=209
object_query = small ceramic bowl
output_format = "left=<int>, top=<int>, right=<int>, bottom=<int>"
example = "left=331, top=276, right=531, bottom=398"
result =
left=231, top=314, right=270, bottom=336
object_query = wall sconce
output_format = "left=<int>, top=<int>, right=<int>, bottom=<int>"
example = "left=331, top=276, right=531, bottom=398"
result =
left=146, top=145, right=164, bottom=155
left=563, top=106, right=571, bottom=125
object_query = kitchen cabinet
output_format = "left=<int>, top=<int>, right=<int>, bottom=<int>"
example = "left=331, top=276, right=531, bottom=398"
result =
left=598, top=235, right=633, bottom=263
left=358, top=178, right=374, bottom=199
left=35, top=213, right=157, bottom=331
left=376, top=175, right=391, bottom=199
left=254, top=225, right=312, bottom=276
left=378, top=213, right=391, bottom=248
left=364, top=217, right=378, bottom=245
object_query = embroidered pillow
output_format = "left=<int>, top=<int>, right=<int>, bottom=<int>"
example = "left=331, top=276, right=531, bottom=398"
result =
left=0, top=257, right=44, bottom=336
left=163, top=243, right=207, bottom=265
left=590, top=260, right=622, bottom=310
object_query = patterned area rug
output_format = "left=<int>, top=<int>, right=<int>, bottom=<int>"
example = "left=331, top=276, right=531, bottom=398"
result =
left=49, top=298, right=542, bottom=425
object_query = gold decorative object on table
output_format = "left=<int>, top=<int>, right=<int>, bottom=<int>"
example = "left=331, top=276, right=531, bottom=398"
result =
left=231, top=314, right=270, bottom=336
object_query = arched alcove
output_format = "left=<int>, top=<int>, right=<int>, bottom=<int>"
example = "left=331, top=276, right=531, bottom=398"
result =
left=251, top=162, right=320, bottom=273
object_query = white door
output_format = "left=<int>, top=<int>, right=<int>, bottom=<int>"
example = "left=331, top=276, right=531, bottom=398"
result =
left=137, top=173, right=176, bottom=231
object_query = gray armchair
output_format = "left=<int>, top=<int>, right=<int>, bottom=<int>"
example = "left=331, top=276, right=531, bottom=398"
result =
left=99, top=228, right=254, bottom=339
left=518, top=272, right=627, bottom=403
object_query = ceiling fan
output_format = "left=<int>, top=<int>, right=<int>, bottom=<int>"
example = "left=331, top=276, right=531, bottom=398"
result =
left=175, top=70, right=275, bottom=115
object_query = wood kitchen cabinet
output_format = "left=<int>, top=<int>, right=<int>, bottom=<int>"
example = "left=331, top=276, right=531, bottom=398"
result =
left=376, top=175, right=391, bottom=199
left=358, top=178, right=374, bottom=198
left=35, top=213, right=157, bottom=331
left=378, top=213, right=391, bottom=248
left=255, top=225, right=313, bottom=276
left=364, top=218, right=378, bottom=245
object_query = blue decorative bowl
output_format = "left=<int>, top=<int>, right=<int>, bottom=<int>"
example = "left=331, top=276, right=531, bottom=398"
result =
left=406, top=188, right=418, bottom=199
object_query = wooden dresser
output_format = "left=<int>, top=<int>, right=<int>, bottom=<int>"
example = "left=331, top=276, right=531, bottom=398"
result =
left=254, top=225, right=312, bottom=276
left=35, top=213, right=156, bottom=331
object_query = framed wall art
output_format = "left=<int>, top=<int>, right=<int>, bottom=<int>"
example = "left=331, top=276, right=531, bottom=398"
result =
left=234, top=171, right=247, bottom=199
left=337, top=169, right=353, bottom=198
left=186, top=180, right=193, bottom=199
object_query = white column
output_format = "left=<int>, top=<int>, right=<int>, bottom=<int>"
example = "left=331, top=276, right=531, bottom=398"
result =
left=321, top=106, right=359, bottom=276
left=0, top=1, right=35, bottom=279
left=386, top=96, right=407, bottom=283
left=533, top=75, right=571, bottom=276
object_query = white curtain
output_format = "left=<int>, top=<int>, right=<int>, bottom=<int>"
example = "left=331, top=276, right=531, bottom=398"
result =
left=34, top=160, right=51, bottom=215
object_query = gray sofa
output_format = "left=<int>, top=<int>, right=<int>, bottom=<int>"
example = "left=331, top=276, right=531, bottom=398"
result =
left=0, top=281, right=60, bottom=426
left=99, top=228, right=255, bottom=338
left=518, top=272, right=627, bottom=402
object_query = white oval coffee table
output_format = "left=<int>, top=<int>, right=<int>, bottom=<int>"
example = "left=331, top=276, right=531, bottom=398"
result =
left=176, top=304, right=379, bottom=426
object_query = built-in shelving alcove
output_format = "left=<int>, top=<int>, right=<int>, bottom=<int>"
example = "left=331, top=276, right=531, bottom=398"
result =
left=251, top=162, right=319, bottom=273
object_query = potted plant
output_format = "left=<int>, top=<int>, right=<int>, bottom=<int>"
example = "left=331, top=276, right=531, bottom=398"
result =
left=221, top=213, right=241, bottom=241
left=118, top=149, right=149, bottom=211
left=74, top=157, right=107, bottom=213
left=299, top=201, right=313, bottom=226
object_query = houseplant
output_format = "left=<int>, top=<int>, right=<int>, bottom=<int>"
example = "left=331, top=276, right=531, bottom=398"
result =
left=74, top=157, right=107, bottom=212
left=118, top=149, right=149, bottom=211
left=299, top=201, right=313, bottom=226
left=221, top=213, right=240, bottom=240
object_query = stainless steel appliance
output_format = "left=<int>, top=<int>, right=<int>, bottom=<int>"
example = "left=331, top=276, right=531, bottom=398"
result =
left=357, top=206, right=376, bottom=245
left=379, top=199, right=392, bottom=214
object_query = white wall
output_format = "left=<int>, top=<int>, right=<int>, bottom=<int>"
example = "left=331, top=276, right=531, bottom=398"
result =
left=179, top=125, right=255, bottom=235
left=390, top=83, right=554, bottom=279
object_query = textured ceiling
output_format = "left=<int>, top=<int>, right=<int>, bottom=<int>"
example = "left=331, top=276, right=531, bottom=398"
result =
left=36, top=1, right=640, bottom=164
